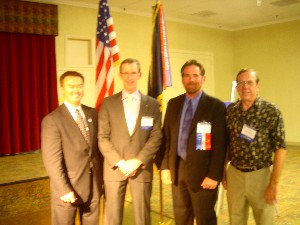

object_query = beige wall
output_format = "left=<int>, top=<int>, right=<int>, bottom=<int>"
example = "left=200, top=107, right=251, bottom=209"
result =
left=55, top=4, right=299, bottom=144
left=56, top=4, right=233, bottom=100
left=232, top=20, right=300, bottom=145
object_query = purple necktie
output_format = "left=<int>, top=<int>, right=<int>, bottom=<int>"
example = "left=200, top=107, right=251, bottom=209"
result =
left=178, top=100, right=193, bottom=160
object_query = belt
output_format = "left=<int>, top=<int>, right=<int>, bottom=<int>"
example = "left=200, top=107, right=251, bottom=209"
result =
left=231, top=163, right=265, bottom=172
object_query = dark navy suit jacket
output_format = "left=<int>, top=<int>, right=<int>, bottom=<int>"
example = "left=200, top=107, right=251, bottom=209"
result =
left=161, top=92, right=227, bottom=191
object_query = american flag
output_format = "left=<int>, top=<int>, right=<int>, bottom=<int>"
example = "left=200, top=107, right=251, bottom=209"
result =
left=95, top=0, right=119, bottom=111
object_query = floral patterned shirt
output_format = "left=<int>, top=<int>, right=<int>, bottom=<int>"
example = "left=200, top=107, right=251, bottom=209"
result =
left=226, top=98, right=286, bottom=169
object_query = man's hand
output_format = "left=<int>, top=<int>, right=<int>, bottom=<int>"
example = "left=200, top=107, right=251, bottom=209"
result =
left=118, top=159, right=142, bottom=177
left=161, top=169, right=172, bottom=184
left=201, top=177, right=218, bottom=189
left=60, top=191, right=77, bottom=203
left=122, top=159, right=142, bottom=177
left=117, top=160, right=130, bottom=175
left=265, top=148, right=285, bottom=205
left=265, top=183, right=278, bottom=205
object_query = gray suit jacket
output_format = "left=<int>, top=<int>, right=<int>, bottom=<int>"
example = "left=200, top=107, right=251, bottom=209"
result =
left=98, top=91, right=162, bottom=182
left=41, top=104, right=103, bottom=203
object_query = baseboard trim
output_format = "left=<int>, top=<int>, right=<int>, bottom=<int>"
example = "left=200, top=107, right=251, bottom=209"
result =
left=287, top=142, right=300, bottom=146
left=0, top=176, right=49, bottom=187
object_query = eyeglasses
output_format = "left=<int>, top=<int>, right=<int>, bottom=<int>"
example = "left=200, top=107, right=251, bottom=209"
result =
left=236, top=80, right=256, bottom=87
left=120, top=72, right=140, bottom=76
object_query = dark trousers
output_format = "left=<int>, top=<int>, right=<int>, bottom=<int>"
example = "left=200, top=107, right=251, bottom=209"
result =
left=172, top=159, right=218, bottom=225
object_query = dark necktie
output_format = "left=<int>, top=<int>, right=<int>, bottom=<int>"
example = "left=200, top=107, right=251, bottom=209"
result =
left=76, top=109, right=90, bottom=144
left=178, top=100, right=193, bottom=160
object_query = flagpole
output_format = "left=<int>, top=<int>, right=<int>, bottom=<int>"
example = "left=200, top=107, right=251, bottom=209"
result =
left=159, top=169, right=164, bottom=224
left=149, top=2, right=172, bottom=223
left=155, top=4, right=164, bottom=223
left=100, top=194, right=105, bottom=225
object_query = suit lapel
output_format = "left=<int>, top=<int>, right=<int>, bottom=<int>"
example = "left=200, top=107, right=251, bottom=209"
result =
left=138, top=94, right=148, bottom=116
left=172, top=95, right=185, bottom=139
left=60, top=104, right=79, bottom=130
left=132, top=93, right=148, bottom=135
left=114, top=92, right=129, bottom=134
left=61, top=104, right=89, bottom=146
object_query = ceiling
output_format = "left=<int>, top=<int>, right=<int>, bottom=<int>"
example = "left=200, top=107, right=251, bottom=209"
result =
left=32, top=0, right=300, bottom=30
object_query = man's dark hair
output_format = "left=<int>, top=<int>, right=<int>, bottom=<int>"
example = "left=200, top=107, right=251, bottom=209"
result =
left=181, top=59, right=205, bottom=76
left=59, top=71, right=84, bottom=87
left=236, top=68, right=259, bottom=83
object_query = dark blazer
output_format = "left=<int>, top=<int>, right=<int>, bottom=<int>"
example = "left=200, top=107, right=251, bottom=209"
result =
left=41, top=104, right=103, bottom=203
left=161, top=92, right=227, bottom=191
left=98, top=91, right=162, bottom=182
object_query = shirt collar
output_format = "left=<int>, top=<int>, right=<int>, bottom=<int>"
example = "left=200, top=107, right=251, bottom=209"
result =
left=237, top=97, right=261, bottom=111
left=185, top=90, right=203, bottom=107
left=64, top=101, right=82, bottom=113
left=122, top=90, right=141, bottom=101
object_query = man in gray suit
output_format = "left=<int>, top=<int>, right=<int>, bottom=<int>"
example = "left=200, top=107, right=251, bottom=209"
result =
left=98, top=58, right=162, bottom=225
left=41, top=71, right=103, bottom=225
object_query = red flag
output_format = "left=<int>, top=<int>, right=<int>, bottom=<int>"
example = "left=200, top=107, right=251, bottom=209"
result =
left=95, top=0, right=119, bottom=111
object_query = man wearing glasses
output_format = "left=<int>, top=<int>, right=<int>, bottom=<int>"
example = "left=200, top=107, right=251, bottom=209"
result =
left=98, top=58, right=162, bottom=225
left=223, top=68, right=286, bottom=225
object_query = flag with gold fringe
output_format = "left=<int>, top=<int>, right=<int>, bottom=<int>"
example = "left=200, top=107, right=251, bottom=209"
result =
left=148, top=1, right=172, bottom=112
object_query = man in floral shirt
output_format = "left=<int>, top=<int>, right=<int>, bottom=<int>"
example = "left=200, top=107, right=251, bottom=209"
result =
left=223, top=68, right=286, bottom=225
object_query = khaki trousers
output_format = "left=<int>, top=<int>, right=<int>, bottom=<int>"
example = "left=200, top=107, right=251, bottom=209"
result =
left=227, top=165, right=275, bottom=225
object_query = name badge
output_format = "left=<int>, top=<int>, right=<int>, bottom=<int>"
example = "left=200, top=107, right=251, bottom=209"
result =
left=240, top=124, right=257, bottom=142
left=141, top=116, right=153, bottom=130
left=196, top=122, right=212, bottom=150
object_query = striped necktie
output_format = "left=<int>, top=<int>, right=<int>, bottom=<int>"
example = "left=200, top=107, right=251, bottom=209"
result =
left=76, top=109, right=90, bottom=144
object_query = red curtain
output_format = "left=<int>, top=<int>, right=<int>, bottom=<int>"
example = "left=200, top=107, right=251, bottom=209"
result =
left=0, top=32, right=58, bottom=155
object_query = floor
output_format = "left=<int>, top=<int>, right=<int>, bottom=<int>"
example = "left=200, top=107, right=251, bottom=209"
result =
left=0, top=146, right=299, bottom=225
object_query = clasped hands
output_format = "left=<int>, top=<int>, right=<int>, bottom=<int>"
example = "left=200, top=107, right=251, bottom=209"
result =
left=118, top=159, right=142, bottom=177
left=60, top=191, right=77, bottom=204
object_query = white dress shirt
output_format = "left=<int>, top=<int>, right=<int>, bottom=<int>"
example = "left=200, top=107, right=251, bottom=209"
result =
left=122, top=90, right=141, bottom=135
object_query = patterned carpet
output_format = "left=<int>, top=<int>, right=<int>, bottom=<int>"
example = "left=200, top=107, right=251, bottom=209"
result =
left=0, top=146, right=299, bottom=225
left=0, top=150, right=47, bottom=185
left=127, top=146, right=300, bottom=225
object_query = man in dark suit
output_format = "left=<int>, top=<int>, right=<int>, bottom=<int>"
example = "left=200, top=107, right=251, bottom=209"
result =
left=98, top=58, right=162, bottom=225
left=41, top=71, right=103, bottom=225
left=160, top=59, right=227, bottom=225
